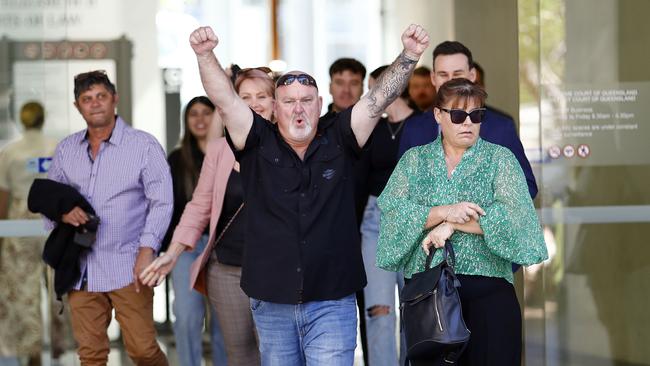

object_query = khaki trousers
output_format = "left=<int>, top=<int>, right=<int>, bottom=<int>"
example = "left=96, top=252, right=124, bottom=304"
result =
left=68, top=283, right=168, bottom=366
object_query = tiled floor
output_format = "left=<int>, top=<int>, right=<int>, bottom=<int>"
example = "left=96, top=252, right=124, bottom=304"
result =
left=37, top=331, right=365, bottom=365
left=11, top=279, right=369, bottom=365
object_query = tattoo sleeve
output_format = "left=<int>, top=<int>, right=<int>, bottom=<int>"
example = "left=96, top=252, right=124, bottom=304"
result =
left=366, top=50, right=418, bottom=118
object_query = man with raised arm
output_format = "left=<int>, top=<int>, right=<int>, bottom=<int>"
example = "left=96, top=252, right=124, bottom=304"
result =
left=142, top=24, right=428, bottom=365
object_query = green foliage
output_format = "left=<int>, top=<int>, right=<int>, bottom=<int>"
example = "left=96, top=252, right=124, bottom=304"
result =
left=518, top=0, right=566, bottom=105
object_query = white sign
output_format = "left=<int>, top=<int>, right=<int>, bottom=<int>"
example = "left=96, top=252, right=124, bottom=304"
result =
left=542, top=82, right=649, bottom=166
left=0, top=0, right=121, bottom=39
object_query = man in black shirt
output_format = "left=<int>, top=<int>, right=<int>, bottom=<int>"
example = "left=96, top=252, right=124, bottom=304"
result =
left=189, top=24, right=429, bottom=364
left=408, top=65, right=436, bottom=112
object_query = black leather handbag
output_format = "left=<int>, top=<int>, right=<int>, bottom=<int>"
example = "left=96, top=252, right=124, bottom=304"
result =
left=400, top=240, right=470, bottom=363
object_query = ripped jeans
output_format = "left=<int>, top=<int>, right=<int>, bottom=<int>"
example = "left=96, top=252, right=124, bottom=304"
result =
left=361, top=195, right=406, bottom=366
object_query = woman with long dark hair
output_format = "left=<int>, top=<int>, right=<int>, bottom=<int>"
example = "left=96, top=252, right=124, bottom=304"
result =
left=163, top=96, right=228, bottom=366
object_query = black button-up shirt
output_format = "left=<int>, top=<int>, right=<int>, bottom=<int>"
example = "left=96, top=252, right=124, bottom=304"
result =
left=238, top=108, right=367, bottom=304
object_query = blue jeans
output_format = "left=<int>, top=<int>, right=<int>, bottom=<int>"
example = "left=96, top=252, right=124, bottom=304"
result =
left=250, top=294, right=357, bottom=366
left=171, top=234, right=228, bottom=366
left=361, top=196, right=406, bottom=366
left=0, top=357, right=19, bottom=366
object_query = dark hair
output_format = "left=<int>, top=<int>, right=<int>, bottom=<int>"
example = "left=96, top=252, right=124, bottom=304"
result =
left=473, top=61, right=485, bottom=87
left=370, top=65, right=410, bottom=100
left=413, top=66, right=432, bottom=77
left=432, top=41, right=474, bottom=71
left=73, top=70, right=117, bottom=100
left=180, top=96, right=215, bottom=199
left=329, top=58, right=366, bottom=79
left=434, top=78, right=487, bottom=110
left=229, top=64, right=242, bottom=86
left=20, top=101, right=45, bottom=129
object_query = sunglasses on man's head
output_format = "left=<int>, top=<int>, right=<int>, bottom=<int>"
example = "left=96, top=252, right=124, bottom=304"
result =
left=276, top=73, right=318, bottom=89
left=439, top=107, right=486, bottom=124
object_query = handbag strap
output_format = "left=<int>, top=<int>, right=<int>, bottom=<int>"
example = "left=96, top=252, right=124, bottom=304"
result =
left=213, top=203, right=244, bottom=246
left=424, top=239, right=457, bottom=269
left=445, top=240, right=457, bottom=268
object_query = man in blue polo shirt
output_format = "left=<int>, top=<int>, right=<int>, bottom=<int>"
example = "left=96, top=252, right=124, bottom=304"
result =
left=399, top=41, right=538, bottom=199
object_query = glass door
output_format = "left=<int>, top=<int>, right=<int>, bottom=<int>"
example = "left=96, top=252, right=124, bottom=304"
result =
left=519, top=1, right=650, bottom=365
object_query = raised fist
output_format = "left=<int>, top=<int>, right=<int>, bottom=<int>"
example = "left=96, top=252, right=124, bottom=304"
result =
left=189, top=26, right=219, bottom=56
left=401, top=24, right=430, bottom=60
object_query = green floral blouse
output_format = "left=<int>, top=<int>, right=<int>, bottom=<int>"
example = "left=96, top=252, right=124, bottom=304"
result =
left=376, top=137, right=548, bottom=283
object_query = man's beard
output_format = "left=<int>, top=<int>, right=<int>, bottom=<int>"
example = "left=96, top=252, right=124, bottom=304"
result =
left=289, top=117, right=313, bottom=140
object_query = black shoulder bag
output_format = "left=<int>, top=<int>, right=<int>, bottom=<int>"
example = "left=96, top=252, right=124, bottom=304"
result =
left=400, top=240, right=470, bottom=363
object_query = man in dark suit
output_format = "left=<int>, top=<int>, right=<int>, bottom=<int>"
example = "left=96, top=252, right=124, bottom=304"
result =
left=398, top=41, right=538, bottom=199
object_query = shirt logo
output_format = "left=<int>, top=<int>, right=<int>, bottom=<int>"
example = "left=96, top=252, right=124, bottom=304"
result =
left=26, top=157, right=52, bottom=173
left=322, top=168, right=336, bottom=180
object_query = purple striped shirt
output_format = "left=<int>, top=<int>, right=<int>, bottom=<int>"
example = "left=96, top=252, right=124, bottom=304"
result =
left=47, top=117, right=173, bottom=292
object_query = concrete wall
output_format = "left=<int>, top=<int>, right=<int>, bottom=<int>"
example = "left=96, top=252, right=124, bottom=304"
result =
left=454, top=0, right=520, bottom=125
left=381, top=0, right=454, bottom=69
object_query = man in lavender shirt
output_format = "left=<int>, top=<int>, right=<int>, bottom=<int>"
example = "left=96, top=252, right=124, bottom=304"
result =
left=47, top=70, right=173, bottom=365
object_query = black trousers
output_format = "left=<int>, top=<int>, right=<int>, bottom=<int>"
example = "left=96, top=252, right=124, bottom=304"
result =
left=409, top=274, right=522, bottom=366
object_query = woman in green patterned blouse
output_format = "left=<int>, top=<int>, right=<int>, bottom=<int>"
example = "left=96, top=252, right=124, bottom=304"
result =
left=377, top=78, right=547, bottom=365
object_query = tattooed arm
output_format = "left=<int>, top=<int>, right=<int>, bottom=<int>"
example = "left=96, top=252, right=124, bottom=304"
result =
left=351, top=24, right=429, bottom=148
left=190, top=26, right=252, bottom=150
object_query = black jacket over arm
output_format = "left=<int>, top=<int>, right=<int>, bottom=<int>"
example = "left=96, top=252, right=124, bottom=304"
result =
left=27, top=178, right=96, bottom=300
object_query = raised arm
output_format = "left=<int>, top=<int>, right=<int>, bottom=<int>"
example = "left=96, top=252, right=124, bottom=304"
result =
left=351, top=24, right=429, bottom=147
left=207, top=107, right=225, bottom=141
left=190, top=26, right=252, bottom=149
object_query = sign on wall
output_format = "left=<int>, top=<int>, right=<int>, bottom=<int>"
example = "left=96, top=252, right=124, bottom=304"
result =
left=541, top=82, right=649, bottom=167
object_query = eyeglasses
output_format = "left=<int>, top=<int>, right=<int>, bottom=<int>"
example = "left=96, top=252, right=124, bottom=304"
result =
left=439, top=107, right=486, bottom=124
left=276, top=73, right=318, bottom=89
